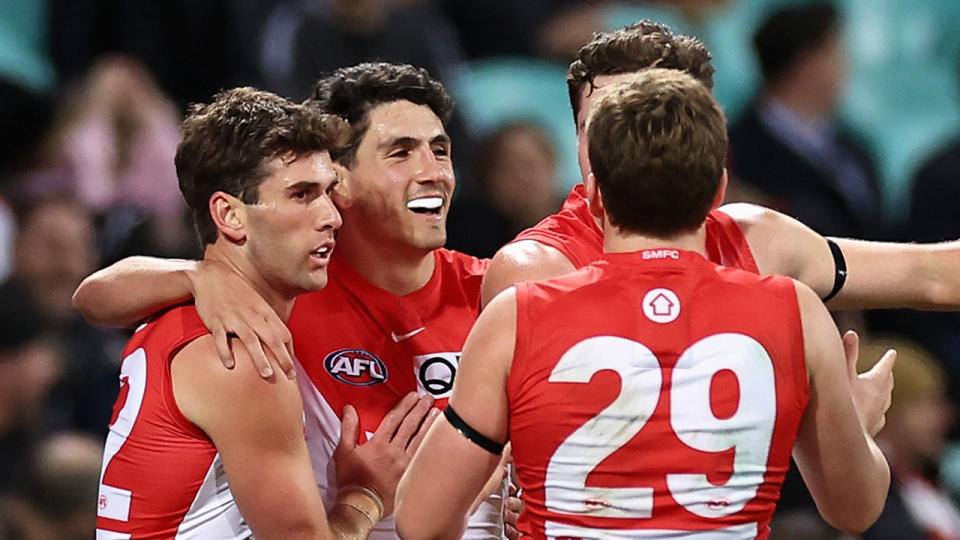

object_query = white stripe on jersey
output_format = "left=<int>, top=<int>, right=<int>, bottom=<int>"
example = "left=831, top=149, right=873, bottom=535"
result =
left=175, top=455, right=251, bottom=539
left=545, top=521, right=758, bottom=539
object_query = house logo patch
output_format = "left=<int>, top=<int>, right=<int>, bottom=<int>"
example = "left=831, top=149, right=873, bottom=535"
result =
left=642, top=288, right=681, bottom=324
left=324, top=349, right=388, bottom=386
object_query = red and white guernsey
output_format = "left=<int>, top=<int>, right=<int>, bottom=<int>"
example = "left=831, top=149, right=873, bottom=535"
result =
left=513, top=184, right=759, bottom=273
left=96, top=305, right=250, bottom=540
left=288, top=248, right=499, bottom=539
left=508, top=249, right=809, bottom=539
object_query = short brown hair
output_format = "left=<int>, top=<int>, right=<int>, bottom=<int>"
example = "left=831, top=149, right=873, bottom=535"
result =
left=176, top=87, right=349, bottom=245
left=567, top=20, right=715, bottom=126
left=308, top=62, right=454, bottom=168
left=587, top=68, right=727, bottom=237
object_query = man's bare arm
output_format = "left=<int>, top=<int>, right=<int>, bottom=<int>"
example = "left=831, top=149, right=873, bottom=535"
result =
left=726, top=203, right=960, bottom=310
left=396, top=289, right=516, bottom=539
left=73, top=256, right=295, bottom=377
left=172, top=336, right=366, bottom=538
left=481, top=241, right=576, bottom=308
left=72, top=256, right=198, bottom=327
left=791, top=281, right=891, bottom=533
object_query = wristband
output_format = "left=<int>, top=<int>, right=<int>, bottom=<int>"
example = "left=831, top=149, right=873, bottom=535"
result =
left=335, top=485, right=384, bottom=524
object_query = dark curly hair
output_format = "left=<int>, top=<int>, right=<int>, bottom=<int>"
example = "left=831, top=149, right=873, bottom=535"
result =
left=176, top=87, right=350, bottom=245
left=588, top=69, right=727, bottom=237
left=567, top=20, right=715, bottom=127
left=307, top=62, right=454, bottom=167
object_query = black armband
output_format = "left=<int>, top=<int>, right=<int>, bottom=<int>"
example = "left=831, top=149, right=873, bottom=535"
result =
left=822, top=238, right=848, bottom=303
left=443, top=405, right=505, bottom=455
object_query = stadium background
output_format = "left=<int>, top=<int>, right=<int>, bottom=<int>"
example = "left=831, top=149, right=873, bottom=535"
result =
left=1, top=0, right=959, bottom=537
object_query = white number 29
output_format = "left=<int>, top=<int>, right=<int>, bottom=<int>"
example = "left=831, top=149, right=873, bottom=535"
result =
left=545, top=333, right=776, bottom=522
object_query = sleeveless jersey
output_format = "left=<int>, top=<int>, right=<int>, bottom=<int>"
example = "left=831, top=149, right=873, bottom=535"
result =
left=96, top=305, right=251, bottom=540
left=507, top=249, right=808, bottom=539
left=512, top=184, right=759, bottom=273
left=288, top=248, right=501, bottom=539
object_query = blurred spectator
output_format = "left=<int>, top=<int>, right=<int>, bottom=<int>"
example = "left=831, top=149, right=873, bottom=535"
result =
left=9, top=57, right=195, bottom=263
left=899, top=134, right=960, bottom=394
left=438, top=0, right=580, bottom=60
left=446, top=121, right=562, bottom=258
left=10, top=197, right=124, bottom=436
left=861, top=337, right=960, bottom=540
left=49, top=0, right=263, bottom=107
left=259, top=0, right=465, bottom=101
left=729, top=2, right=886, bottom=240
left=258, top=0, right=479, bottom=186
left=0, top=431, right=102, bottom=540
left=0, top=281, right=58, bottom=494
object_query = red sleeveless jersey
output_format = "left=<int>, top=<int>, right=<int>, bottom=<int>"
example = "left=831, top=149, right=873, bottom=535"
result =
left=96, top=305, right=251, bottom=539
left=288, top=249, right=500, bottom=539
left=507, top=249, right=808, bottom=539
left=513, top=185, right=759, bottom=273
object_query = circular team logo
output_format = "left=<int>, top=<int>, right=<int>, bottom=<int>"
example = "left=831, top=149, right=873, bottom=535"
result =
left=418, top=357, right=456, bottom=395
left=642, top=288, right=681, bottom=324
left=413, top=352, right=461, bottom=398
left=324, top=349, right=388, bottom=386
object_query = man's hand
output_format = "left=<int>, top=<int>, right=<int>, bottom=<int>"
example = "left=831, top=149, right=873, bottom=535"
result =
left=187, top=259, right=296, bottom=379
left=503, top=481, right=523, bottom=540
left=844, top=330, right=896, bottom=436
left=334, top=393, right=438, bottom=517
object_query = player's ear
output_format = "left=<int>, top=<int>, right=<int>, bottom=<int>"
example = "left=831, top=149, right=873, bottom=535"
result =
left=331, top=163, right=354, bottom=210
left=209, top=191, right=247, bottom=244
left=585, top=172, right=605, bottom=220
left=711, top=169, right=729, bottom=210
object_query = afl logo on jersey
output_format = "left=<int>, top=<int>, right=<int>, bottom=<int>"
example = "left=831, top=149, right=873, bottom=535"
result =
left=324, top=349, right=388, bottom=386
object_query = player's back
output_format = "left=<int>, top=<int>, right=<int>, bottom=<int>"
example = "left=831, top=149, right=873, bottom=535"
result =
left=96, top=305, right=250, bottom=540
left=507, top=248, right=808, bottom=539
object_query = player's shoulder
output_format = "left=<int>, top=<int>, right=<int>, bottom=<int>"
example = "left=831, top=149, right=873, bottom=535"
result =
left=173, top=333, right=299, bottom=418
left=716, top=202, right=797, bottom=240
left=490, top=240, right=576, bottom=282
left=128, top=303, right=208, bottom=355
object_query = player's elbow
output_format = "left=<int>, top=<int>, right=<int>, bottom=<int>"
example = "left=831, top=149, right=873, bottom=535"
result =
left=817, top=469, right=890, bottom=533
left=72, top=275, right=109, bottom=326
left=820, top=500, right=885, bottom=534
left=395, top=492, right=463, bottom=540
left=395, top=507, right=452, bottom=540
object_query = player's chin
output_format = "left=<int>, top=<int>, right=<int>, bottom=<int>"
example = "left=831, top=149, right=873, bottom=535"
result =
left=302, top=269, right=329, bottom=292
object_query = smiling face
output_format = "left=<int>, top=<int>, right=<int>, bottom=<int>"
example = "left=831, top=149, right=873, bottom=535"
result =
left=242, top=150, right=342, bottom=297
left=337, top=99, right=455, bottom=254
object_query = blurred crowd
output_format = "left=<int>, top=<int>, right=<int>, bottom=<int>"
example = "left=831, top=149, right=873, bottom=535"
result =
left=2, top=0, right=960, bottom=538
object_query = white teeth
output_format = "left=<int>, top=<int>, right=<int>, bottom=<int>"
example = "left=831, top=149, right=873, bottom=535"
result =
left=315, top=246, right=330, bottom=255
left=406, top=197, right=443, bottom=211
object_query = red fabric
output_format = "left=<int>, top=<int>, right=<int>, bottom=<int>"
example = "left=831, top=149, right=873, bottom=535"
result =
left=512, top=185, right=759, bottom=273
left=507, top=250, right=807, bottom=538
left=97, top=305, right=248, bottom=539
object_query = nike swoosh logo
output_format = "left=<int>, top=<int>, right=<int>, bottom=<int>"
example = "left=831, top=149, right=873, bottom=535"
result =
left=391, top=327, right=426, bottom=342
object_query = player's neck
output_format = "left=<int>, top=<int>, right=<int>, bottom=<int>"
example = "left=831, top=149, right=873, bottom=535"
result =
left=204, top=243, right=295, bottom=321
left=603, top=222, right=708, bottom=257
left=335, top=229, right=436, bottom=296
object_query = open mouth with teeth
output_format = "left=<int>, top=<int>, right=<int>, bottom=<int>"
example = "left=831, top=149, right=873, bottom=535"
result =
left=312, top=245, right=333, bottom=260
left=406, top=196, right=444, bottom=216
